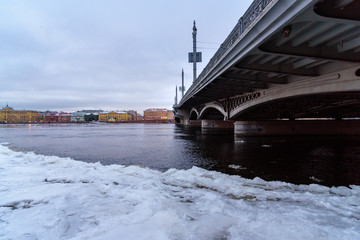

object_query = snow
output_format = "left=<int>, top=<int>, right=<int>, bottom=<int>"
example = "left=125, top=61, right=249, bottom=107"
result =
left=0, top=143, right=359, bottom=240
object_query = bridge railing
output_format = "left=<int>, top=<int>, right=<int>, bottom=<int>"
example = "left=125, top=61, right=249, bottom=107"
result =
left=182, top=0, right=274, bottom=102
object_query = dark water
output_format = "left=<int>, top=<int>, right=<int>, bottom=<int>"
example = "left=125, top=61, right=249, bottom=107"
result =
left=1, top=123, right=359, bottom=187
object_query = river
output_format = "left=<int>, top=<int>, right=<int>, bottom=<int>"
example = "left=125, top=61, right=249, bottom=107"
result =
left=1, top=123, right=359, bottom=187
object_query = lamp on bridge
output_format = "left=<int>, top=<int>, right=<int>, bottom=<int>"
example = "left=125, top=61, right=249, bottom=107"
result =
left=189, top=21, right=202, bottom=83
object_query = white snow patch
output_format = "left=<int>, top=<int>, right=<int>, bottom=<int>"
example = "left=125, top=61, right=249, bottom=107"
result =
left=0, top=143, right=359, bottom=240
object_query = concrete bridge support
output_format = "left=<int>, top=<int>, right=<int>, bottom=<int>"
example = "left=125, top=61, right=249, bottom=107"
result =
left=184, top=119, right=202, bottom=128
left=234, top=120, right=360, bottom=136
left=201, top=120, right=234, bottom=134
left=174, top=109, right=190, bottom=126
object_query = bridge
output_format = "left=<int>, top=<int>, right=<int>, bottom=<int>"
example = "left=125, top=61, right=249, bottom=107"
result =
left=174, top=0, right=360, bottom=135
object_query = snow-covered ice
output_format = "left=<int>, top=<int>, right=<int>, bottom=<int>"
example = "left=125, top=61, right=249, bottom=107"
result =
left=0, top=143, right=359, bottom=240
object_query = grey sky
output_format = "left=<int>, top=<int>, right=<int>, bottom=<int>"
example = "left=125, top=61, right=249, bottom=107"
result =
left=0, top=0, right=253, bottom=113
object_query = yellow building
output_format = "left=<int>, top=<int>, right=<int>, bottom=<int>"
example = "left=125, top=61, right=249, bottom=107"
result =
left=0, top=105, right=38, bottom=123
left=143, top=108, right=174, bottom=120
left=98, top=111, right=130, bottom=122
left=167, top=110, right=174, bottom=120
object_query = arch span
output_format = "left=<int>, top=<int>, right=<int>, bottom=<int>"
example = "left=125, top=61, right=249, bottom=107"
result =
left=229, top=66, right=360, bottom=120
left=198, top=103, right=226, bottom=120
left=174, top=116, right=182, bottom=124
left=189, top=109, right=199, bottom=120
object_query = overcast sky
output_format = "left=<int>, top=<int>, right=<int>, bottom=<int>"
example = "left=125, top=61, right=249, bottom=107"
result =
left=0, top=0, right=253, bottom=113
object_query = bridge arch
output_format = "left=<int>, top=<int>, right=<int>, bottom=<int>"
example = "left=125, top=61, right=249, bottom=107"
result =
left=189, top=108, right=199, bottom=120
left=174, top=115, right=182, bottom=124
left=198, top=103, right=226, bottom=120
left=229, top=67, right=360, bottom=120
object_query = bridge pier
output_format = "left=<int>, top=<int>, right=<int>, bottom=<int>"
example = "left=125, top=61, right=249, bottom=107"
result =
left=201, top=120, right=234, bottom=134
left=234, top=120, right=360, bottom=136
left=184, top=119, right=202, bottom=128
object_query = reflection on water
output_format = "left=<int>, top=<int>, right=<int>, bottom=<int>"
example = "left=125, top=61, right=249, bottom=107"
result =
left=0, top=123, right=359, bottom=187
left=174, top=126, right=360, bottom=187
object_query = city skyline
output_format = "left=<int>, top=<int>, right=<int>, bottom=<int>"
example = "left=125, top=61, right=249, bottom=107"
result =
left=0, top=0, right=253, bottom=113
left=0, top=104, right=175, bottom=123
left=1, top=103, right=172, bottom=115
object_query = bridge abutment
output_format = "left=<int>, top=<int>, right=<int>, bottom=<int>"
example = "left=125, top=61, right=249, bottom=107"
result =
left=234, top=120, right=360, bottom=136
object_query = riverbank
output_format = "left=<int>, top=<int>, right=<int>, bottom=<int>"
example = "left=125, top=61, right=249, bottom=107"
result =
left=0, top=120, right=175, bottom=124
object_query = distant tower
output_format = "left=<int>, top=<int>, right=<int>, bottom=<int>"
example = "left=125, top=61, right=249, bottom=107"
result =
left=192, top=21, right=197, bottom=82
left=181, top=68, right=185, bottom=98
left=175, top=85, right=178, bottom=105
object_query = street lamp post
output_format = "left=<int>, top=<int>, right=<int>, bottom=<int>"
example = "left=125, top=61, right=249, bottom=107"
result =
left=188, top=21, right=201, bottom=83
left=192, top=21, right=197, bottom=82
